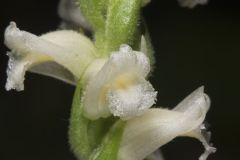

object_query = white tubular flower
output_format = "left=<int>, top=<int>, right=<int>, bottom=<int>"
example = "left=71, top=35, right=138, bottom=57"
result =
left=177, top=0, right=208, bottom=8
left=83, top=45, right=157, bottom=120
left=4, top=22, right=96, bottom=91
left=119, top=86, right=216, bottom=160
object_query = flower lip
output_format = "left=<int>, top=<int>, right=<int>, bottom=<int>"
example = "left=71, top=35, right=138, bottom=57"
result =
left=83, top=44, right=157, bottom=120
left=108, top=79, right=157, bottom=120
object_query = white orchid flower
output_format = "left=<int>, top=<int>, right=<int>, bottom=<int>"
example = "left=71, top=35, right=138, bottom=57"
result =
left=177, top=0, right=208, bottom=8
left=4, top=22, right=156, bottom=120
left=83, top=45, right=157, bottom=120
left=119, top=86, right=216, bottom=160
left=4, top=22, right=96, bottom=91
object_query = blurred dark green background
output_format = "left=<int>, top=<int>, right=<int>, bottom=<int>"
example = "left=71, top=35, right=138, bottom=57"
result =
left=0, top=0, right=239, bottom=159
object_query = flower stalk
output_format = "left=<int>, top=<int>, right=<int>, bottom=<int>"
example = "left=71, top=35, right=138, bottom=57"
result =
left=3, top=0, right=214, bottom=160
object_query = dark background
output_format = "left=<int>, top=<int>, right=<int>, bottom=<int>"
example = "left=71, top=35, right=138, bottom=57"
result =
left=0, top=0, right=239, bottom=159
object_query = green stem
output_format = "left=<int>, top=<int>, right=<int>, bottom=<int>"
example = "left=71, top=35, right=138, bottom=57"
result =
left=69, top=79, right=117, bottom=160
left=68, top=80, right=91, bottom=159
left=97, top=0, right=142, bottom=56
left=89, top=120, right=126, bottom=160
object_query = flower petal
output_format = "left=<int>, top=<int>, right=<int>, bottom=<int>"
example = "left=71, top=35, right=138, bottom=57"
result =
left=4, top=22, right=96, bottom=91
left=177, top=0, right=208, bottom=8
left=118, top=87, right=215, bottom=160
left=30, top=61, right=76, bottom=85
left=83, top=45, right=156, bottom=120
left=173, top=86, right=210, bottom=112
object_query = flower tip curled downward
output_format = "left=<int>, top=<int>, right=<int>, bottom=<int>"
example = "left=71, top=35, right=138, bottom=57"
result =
left=83, top=45, right=157, bottom=120
left=5, top=52, right=29, bottom=91
left=4, top=22, right=34, bottom=91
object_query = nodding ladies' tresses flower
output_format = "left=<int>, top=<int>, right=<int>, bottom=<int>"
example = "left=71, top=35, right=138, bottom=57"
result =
left=177, top=0, right=208, bottom=8
left=4, top=22, right=96, bottom=91
left=83, top=45, right=157, bottom=120
left=119, top=86, right=216, bottom=160
left=4, top=22, right=156, bottom=120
